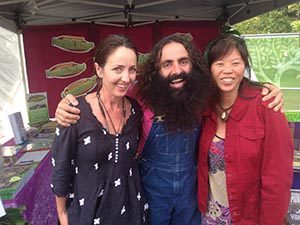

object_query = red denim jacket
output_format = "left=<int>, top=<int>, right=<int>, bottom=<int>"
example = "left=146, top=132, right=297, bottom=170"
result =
left=198, top=85, right=293, bottom=225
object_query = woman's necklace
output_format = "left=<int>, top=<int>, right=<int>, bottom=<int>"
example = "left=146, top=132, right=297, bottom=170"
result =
left=97, top=93, right=126, bottom=135
left=218, top=103, right=234, bottom=122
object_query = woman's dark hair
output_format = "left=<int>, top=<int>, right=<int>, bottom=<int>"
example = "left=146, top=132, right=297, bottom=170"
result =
left=94, top=34, right=138, bottom=91
left=207, top=35, right=250, bottom=70
left=206, top=34, right=265, bottom=102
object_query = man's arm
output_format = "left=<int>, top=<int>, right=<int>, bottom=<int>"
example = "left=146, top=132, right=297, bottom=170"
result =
left=261, top=83, right=284, bottom=112
left=55, top=94, right=81, bottom=127
left=55, top=84, right=284, bottom=126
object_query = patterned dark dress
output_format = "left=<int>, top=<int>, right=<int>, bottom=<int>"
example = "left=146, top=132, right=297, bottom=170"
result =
left=51, top=96, right=148, bottom=225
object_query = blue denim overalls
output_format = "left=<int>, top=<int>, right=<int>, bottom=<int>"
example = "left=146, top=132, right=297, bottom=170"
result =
left=140, top=117, right=201, bottom=225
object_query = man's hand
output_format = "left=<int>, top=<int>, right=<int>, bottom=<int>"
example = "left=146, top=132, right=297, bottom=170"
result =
left=261, top=83, right=284, bottom=113
left=55, top=94, right=81, bottom=127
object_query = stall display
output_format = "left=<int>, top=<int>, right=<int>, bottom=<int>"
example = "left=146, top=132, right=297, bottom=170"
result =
left=0, top=164, right=36, bottom=200
left=0, top=122, right=56, bottom=225
left=286, top=189, right=300, bottom=225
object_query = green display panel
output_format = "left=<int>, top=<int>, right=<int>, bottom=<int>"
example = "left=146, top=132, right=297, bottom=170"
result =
left=244, top=34, right=300, bottom=122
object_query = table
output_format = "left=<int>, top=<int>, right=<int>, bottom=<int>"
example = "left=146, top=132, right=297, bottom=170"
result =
left=4, top=153, right=58, bottom=225
left=293, top=170, right=300, bottom=189
left=2, top=145, right=300, bottom=225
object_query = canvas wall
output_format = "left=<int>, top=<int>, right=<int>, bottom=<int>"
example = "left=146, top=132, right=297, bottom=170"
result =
left=22, top=21, right=221, bottom=117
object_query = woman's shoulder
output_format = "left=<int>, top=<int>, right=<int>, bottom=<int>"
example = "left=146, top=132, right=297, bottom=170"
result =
left=126, top=96, right=141, bottom=110
left=241, top=83, right=262, bottom=97
left=241, top=84, right=281, bottom=118
left=77, top=93, right=97, bottom=110
left=125, top=96, right=143, bottom=121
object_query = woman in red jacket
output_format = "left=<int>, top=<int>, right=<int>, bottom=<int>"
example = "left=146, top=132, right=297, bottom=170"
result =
left=198, top=35, right=293, bottom=225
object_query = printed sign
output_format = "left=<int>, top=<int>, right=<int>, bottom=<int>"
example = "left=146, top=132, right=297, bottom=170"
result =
left=52, top=35, right=95, bottom=53
left=26, top=92, right=49, bottom=127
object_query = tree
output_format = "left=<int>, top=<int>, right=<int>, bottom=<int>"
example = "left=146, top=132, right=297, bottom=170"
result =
left=233, top=2, right=300, bottom=34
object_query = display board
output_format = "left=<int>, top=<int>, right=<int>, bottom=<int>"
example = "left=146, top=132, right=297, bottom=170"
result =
left=22, top=21, right=221, bottom=117
left=244, top=34, right=300, bottom=122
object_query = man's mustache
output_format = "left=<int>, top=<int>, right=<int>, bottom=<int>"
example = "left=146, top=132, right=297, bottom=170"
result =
left=166, top=73, right=187, bottom=83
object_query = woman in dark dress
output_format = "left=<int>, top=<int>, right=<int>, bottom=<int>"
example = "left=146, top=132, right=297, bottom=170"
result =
left=51, top=34, right=148, bottom=225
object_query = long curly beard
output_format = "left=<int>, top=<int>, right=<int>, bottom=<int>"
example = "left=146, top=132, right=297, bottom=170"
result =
left=147, top=69, right=211, bottom=131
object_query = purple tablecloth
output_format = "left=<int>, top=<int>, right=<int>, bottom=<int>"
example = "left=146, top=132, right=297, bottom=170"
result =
left=2, top=150, right=299, bottom=225
left=4, top=153, right=57, bottom=225
left=293, top=170, right=300, bottom=189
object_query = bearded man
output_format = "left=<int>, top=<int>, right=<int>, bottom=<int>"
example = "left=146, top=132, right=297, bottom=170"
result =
left=55, top=34, right=284, bottom=225
left=132, top=35, right=213, bottom=225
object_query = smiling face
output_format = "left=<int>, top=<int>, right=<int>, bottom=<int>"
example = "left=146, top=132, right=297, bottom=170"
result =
left=211, top=48, right=245, bottom=97
left=159, top=42, right=192, bottom=89
left=95, top=46, right=137, bottom=98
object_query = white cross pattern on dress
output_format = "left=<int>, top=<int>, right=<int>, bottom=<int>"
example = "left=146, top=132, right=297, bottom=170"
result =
left=102, top=128, right=107, bottom=135
left=108, top=152, right=113, bottom=160
left=75, top=167, right=78, bottom=174
left=126, top=142, right=130, bottom=150
left=51, top=157, right=55, bottom=166
left=94, top=218, right=100, bottom=224
left=137, top=192, right=141, bottom=201
left=98, top=189, right=104, bottom=197
left=69, top=193, right=74, bottom=198
left=84, top=136, right=91, bottom=145
left=79, top=198, right=85, bottom=206
left=120, top=205, right=126, bottom=215
left=114, top=178, right=121, bottom=187
left=144, top=203, right=149, bottom=211
left=94, top=163, right=99, bottom=170
left=55, top=127, right=60, bottom=136
left=129, top=168, right=132, bottom=176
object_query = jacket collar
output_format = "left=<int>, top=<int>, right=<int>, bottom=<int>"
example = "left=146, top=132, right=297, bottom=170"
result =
left=202, top=84, right=261, bottom=121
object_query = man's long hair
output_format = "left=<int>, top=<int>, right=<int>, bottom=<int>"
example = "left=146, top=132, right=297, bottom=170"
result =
left=137, top=34, right=214, bottom=131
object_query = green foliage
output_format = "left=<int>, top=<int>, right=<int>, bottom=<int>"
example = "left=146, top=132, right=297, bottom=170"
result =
left=291, top=20, right=300, bottom=32
left=234, top=10, right=292, bottom=34
left=233, top=2, right=299, bottom=34
left=287, top=3, right=300, bottom=18
left=0, top=206, right=28, bottom=225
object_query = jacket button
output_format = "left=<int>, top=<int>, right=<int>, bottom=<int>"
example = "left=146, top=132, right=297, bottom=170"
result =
left=227, top=173, right=232, bottom=177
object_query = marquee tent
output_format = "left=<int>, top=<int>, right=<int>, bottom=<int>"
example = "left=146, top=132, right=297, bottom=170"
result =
left=0, top=0, right=298, bottom=143
left=0, top=0, right=298, bottom=32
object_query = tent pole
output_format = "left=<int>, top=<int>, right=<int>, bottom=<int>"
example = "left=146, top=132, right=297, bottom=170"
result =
left=17, top=30, right=29, bottom=94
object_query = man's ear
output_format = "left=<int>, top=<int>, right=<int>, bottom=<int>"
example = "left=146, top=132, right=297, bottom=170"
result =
left=95, top=62, right=103, bottom=78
